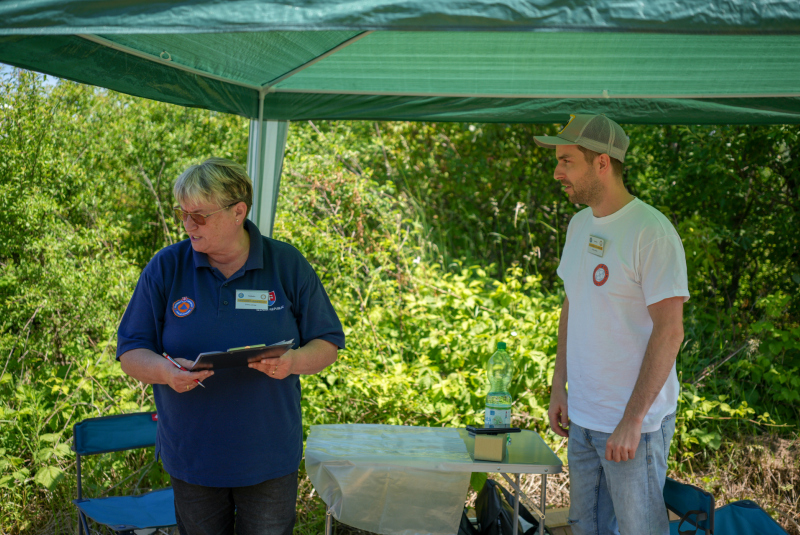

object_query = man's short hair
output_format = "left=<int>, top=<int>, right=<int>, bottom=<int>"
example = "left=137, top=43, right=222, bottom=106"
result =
left=576, top=145, right=624, bottom=179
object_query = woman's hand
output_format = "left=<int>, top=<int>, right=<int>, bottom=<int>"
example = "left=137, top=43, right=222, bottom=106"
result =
left=119, top=349, right=214, bottom=393
left=249, top=340, right=337, bottom=379
left=249, top=347, right=294, bottom=379
left=166, top=357, right=214, bottom=393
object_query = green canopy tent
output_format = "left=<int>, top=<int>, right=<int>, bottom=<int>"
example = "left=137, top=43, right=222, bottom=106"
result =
left=1, top=0, right=799, bottom=235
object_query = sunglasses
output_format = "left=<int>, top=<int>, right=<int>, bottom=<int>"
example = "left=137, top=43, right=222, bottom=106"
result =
left=173, top=203, right=237, bottom=226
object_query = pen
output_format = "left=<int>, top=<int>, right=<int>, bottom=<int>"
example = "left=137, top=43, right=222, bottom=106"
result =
left=162, top=352, right=205, bottom=388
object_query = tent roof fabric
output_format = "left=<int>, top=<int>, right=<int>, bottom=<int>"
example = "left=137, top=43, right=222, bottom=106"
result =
left=1, top=1, right=800, bottom=124
left=2, top=1, right=800, bottom=34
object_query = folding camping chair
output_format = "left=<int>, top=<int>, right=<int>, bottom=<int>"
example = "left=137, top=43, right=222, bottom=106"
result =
left=663, top=476, right=789, bottom=535
left=72, top=412, right=176, bottom=534
left=663, top=477, right=714, bottom=535
left=714, top=499, right=788, bottom=534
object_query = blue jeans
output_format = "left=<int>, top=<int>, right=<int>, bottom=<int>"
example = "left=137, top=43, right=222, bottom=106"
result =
left=172, top=471, right=298, bottom=535
left=567, top=413, right=675, bottom=535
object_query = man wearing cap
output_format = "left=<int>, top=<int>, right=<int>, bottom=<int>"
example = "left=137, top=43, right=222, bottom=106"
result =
left=536, top=115, right=689, bottom=534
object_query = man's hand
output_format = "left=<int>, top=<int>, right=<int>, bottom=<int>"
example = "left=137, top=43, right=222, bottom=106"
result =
left=248, top=347, right=293, bottom=379
left=605, top=417, right=642, bottom=462
left=548, top=386, right=570, bottom=437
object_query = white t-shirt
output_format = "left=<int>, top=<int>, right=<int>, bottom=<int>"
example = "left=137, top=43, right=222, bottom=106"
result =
left=556, top=198, right=689, bottom=433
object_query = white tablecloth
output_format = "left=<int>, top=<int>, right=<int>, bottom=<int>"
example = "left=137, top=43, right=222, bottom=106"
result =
left=306, top=424, right=473, bottom=535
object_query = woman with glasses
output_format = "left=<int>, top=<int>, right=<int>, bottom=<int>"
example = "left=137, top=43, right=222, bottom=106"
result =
left=116, top=157, right=345, bottom=535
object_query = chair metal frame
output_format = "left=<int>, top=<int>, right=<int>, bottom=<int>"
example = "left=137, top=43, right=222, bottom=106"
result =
left=73, top=411, right=175, bottom=535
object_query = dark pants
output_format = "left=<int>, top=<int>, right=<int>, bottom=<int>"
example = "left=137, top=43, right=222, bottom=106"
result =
left=172, top=471, right=298, bottom=535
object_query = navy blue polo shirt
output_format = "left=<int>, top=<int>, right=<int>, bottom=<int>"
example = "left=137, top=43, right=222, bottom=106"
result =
left=117, top=221, right=345, bottom=487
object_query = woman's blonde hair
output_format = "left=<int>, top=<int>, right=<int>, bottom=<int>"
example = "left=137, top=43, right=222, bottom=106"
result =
left=173, top=158, right=252, bottom=215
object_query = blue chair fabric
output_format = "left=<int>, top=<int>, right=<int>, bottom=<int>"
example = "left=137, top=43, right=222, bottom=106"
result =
left=664, top=477, right=714, bottom=535
left=714, top=499, right=788, bottom=534
left=72, top=412, right=176, bottom=533
left=73, top=488, right=176, bottom=531
left=73, top=411, right=160, bottom=455
left=664, top=476, right=788, bottom=535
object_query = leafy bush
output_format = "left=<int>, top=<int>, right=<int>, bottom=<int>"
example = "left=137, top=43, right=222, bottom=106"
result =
left=0, top=71, right=246, bottom=532
left=0, top=72, right=797, bottom=533
left=277, top=121, right=562, bottom=434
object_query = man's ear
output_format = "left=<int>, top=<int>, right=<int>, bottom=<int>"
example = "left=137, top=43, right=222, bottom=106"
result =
left=595, top=153, right=612, bottom=177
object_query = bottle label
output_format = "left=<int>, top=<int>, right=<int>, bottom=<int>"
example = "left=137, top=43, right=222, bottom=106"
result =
left=484, top=407, right=511, bottom=428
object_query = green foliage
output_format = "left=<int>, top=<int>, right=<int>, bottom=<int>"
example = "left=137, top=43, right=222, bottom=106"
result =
left=357, top=120, right=800, bottom=448
left=349, top=122, right=571, bottom=284
left=0, top=70, right=245, bottom=532
left=628, top=124, right=800, bottom=430
left=278, top=122, right=562, bottom=435
left=0, top=70, right=798, bottom=533
left=469, top=472, right=488, bottom=494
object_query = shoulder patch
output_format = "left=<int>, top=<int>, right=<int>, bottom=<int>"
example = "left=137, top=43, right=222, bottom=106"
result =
left=172, top=297, right=195, bottom=317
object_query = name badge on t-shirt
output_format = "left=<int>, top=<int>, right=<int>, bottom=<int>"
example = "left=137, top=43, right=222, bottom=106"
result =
left=588, top=235, right=605, bottom=257
left=235, top=290, right=276, bottom=310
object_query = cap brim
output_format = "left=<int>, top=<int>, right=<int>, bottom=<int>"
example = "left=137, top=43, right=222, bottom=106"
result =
left=533, top=135, right=577, bottom=150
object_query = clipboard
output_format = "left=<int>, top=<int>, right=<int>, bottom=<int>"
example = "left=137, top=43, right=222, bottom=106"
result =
left=189, top=339, right=294, bottom=370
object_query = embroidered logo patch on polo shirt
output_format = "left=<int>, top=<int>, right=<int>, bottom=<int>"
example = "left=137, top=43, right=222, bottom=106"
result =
left=593, top=264, right=609, bottom=287
left=172, top=297, right=195, bottom=317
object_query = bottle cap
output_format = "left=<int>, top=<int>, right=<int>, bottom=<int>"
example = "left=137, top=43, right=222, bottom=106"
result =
left=497, top=342, right=506, bottom=350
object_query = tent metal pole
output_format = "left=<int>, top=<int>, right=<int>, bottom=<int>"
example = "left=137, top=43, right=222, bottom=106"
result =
left=258, top=120, right=289, bottom=237
left=247, top=32, right=369, bottom=223
left=246, top=95, right=264, bottom=228
left=247, top=88, right=288, bottom=237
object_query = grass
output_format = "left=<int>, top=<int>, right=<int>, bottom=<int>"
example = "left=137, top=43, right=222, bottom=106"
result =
left=674, top=434, right=800, bottom=534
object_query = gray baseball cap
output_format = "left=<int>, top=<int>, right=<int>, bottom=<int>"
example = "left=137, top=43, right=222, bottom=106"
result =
left=534, top=114, right=630, bottom=162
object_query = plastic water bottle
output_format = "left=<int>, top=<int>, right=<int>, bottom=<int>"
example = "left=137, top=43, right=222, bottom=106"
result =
left=484, top=342, right=513, bottom=428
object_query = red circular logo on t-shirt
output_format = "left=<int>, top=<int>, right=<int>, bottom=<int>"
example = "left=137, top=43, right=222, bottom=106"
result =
left=593, top=264, right=609, bottom=286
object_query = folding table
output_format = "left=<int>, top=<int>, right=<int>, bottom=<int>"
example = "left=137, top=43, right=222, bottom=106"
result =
left=306, top=425, right=562, bottom=535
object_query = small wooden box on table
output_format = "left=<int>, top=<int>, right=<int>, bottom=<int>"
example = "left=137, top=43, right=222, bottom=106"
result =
left=459, top=428, right=562, bottom=535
